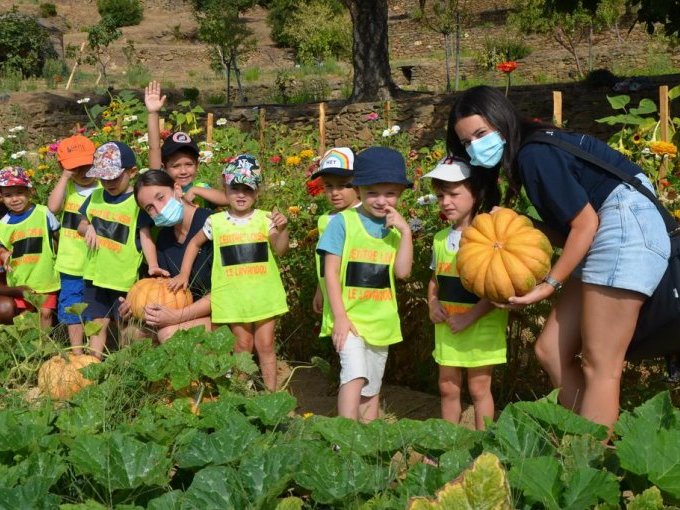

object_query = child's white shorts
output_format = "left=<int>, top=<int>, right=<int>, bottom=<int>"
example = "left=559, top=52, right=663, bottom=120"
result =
left=339, top=333, right=389, bottom=397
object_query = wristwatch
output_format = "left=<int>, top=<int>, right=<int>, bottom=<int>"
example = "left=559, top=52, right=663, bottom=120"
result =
left=543, top=275, right=563, bottom=292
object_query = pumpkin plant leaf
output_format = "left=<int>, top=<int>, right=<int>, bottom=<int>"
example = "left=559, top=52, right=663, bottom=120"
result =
left=483, top=404, right=555, bottom=463
left=513, top=397, right=608, bottom=440
left=561, top=465, right=620, bottom=509
left=626, top=486, right=664, bottom=510
left=508, top=455, right=562, bottom=510
left=64, top=303, right=88, bottom=317
left=182, top=466, right=247, bottom=509
left=239, top=441, right=304, bottom=506
left=244, top=391, right=296, bottom=427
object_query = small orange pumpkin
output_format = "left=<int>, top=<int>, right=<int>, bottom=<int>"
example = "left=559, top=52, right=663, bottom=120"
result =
left=126, top=278, right=193, bottom=320
left=456, top=208, right=553, bottom=302
left=38, top=353, right=101, bottom=400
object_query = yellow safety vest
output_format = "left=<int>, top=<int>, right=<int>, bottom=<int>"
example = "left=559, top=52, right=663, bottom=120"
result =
left=55, top=180, right=99, bottom=276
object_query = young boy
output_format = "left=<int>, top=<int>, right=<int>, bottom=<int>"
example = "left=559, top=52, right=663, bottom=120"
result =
left=144, top=80, right=227, bottom=207
left=49, top=135, right=100, bottom=353
left=77, top=142, right=165, bottom=358
left=0, top=166, right=60, bottom=329
left=310, top=147, right=360, bottom=338
left=317, top=147, right=413, bottom=422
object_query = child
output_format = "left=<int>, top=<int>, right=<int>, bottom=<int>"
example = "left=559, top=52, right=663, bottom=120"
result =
left=48, top=135, right=100, bottom=353
left=310, top=147, right=360, bottom=338
left=144, top=80, right=227, bottom=207
left=423, top=157, right=508, bottom=430
left=169, top=154, right=289, bottom=391
left=77, top=142, right=166, bottom=358
left=0, top=166, right=60, bottom=329
left=317, top=147, right=413, bottom=423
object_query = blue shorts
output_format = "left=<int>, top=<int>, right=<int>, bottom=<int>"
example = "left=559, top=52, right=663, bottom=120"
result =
left=57, top=273, right=87, bottom=325
left=83, top=280, right=127, bottom=320
left=574, top=173, right=670, bottom=296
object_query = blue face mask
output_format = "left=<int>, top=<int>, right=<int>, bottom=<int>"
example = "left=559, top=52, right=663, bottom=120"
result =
left=466, top=131, right=506, bottom=168
left=154, top=196, right=184, bottom=227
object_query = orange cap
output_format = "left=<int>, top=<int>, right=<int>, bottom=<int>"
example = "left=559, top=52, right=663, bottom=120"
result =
left=57, top=135, right=95, bottom=170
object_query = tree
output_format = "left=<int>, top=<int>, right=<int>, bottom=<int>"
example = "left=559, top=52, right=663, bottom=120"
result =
left=83, top=16, right=122, bottom=85
left=191, top=0, right=256, bottom=105
left=414, top=0, right=471, bottom=92
left=341, top=0, right=399, bottom=101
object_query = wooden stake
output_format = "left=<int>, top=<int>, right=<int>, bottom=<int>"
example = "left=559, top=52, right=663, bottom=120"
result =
left=115, top=116, right=122, bottom=139
left=258, top=107, right=266, bottom=158
left=75, top=123, right=81, bottom=134
left=206, top=113, right=214, bottom=144
left=385, top=101, right=391, bottom=127
left=65, top=41, right=86, bottom=90
left=319, top=102, right=326, bottom=156
left=552, top=91, right=563, bottom=128
left=159, top=117, right=165, bottom=133
left=659, top=85, right=669, bottom=179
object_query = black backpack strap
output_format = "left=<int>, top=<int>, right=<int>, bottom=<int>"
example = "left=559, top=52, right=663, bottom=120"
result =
left=523, top=131, right=678, bottom=234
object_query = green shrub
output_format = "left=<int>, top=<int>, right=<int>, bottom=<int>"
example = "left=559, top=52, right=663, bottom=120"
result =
left=0, top=11, right=57, bottom=77
left=126, top=63, right=151, bottom=88
left=267, top=0, right=347, bottom=50
left=96, top=0, right=143, bottom=28
left=182, top=87, right=200, bottom=102
left=243, top=66, right=261, bottom=83
left=39, top=2, right=57, bottom=17
left=0, top=65, right=22, bottom=92
left=475, top=36, right=532, bottom=70
left=206, top=92, right=226, bottom=104
left=42, top=58, right=67, bottom=88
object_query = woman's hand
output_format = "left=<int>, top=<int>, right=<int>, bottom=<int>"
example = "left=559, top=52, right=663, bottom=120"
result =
left=144, top=303, right=181, bottom=328
left=506, top=282, right=555, bottom=306
left=331, top=315, right=358, bottom=353
left=148, top=266, right=171, bottom=277
left=144, top=81, right=167, bottom=114
left=117, top=297, right=132, bottom=321
left=84, top=224, right=98, bottom=250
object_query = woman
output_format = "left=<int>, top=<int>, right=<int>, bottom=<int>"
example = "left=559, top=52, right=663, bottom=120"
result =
left=120, top=170, right=213, bottom=342
left=446, top=85, right=669, bottom=429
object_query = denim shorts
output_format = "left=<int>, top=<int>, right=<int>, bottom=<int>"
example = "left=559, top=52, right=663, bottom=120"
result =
left=574, top=173, right=670, bottom=296
left=57, top=273, right=86, bottom=325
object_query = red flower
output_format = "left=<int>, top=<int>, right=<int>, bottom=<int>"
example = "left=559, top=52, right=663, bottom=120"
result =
left=306, top=177, right=324, bottom=196
left=269, top=155, right=282, bottom=164
left=497, top=61, right=518, bottom=74
left=660, top=178, right=670, bottom=188
left=160, top=130, right=171, bottom=140
left=77, top=127, right=86, bottom=134
left=104, top=121, right=115, bottom=127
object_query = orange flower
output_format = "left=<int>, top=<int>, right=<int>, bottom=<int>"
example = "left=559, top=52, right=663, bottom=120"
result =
left=649, top=141, right=678, bottom=157
left=288, top=206, right=301, bottom=216
left=286, top=155, right=301, bottom=166
left=497, top=61, right=518, bottom=74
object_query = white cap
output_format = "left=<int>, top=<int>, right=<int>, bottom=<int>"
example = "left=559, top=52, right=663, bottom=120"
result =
left=422, top=156, right=471, bottom=182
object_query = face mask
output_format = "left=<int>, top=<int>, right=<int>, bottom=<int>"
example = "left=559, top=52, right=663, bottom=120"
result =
left=466, top=131, right=505, bottom=168
left=154, top=197, right=184, bottom=227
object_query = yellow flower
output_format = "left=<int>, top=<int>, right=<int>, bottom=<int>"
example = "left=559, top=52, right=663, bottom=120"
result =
left=37, top=146, right=50, bottom=154
left=189, top=128, right=202, bottom=136
left=286, top=155, right=301, bottom=166
left=37, top=164, right=49, bottom=171
left=649, top=141, right=678, bottom=157
left=102, top=126, right=113, bottom=133
left=432, top=149, right=443, bottom=160
left=299, top=149, right=315, bottom=160
left=303, top=412, right=314, bottom=419
left=306, top=228, right=319, bottom=240
left=25, top=169, right=35, bottom=178
left=288, top=206, right=301, bottom=216
left=631, top=133, right=644, bottom=145
left=674, top=209, right=680, bottom=221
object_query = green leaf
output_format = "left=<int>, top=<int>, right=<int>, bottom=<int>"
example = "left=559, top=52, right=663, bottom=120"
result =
left=438, top=448, right=474, bottom=482
left=595, top=114, right=648, bottom=126
left=616, top=392, right=679, bottom=438
left=183, top=465, right=247, bottom=508
left=630, top=98, right=657, bottom=115
left=669, top=85, right=680, bottom=101
left=239, top=441, right=304, bottom=505
left=0, top=410, right=53, bottom=457
left=59, top=501, right=108, bottom=510
left=561, top=466, right=620, bottom=509
left=483, top=405, right=554, bottom=463
left=275, top=497, right=304, bottom=510
left=513, top=398, right=608, bottom=440
left=508, top=456, right=562, bottom=510
left=244, top=392, right=296, bottom=426
left=626, top=486, right=664, bottom=509
left=410, top=419, right=483, bottom=452
left=146, top=490, right=184, bottom=510
left=56, top=401, right=106, bottom=436
left=174, top=413, right=261, bottom=468
left=398, top=463, right=441, bottom=500
left=607, top=94, right=630, bottom=110
left=68, top=432, right=171, bottom=490
left=312, top=417, right=384, bottom=456
left=64, top=303, right=88, bottom=316
left=0, top=479, right=61, bottom=509
left=83, top=321, right=102, bottom=338
left=558, top=434, right=606, bottom=473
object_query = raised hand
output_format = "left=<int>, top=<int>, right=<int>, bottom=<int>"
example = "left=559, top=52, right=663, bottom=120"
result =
left=144, top=81, right=167, bottom=114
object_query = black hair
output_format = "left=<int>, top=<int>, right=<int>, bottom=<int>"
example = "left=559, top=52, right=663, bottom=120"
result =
left=430, top=169, right=496, bottom=216
left=162, top=147, right=199, bottom=165
left=133, top=169, right=175, bottom=203
left=446, top=85, right=555, bottom=204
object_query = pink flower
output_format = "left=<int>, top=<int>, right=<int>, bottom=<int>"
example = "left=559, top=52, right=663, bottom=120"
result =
left=48, top=143, right=59, bottom=153
left=365, top=112, right=379, bottom=121
left=269, top=155, right=282, bottom=164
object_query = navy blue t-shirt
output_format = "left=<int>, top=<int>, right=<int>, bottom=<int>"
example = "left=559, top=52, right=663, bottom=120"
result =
left=518, top=130, right=641, bottom=236
left=78, top=190, right=153, bottom=250
left=155, top=207, right=212, bottom=300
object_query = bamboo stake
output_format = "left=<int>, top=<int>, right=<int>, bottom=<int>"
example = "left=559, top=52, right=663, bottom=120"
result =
left=258, top=107, right=266, bottom=159
left=552, top=91, right=563, bottom=128
left=659, top=85, right=669, bottom=179
left=75, top=123, right=81, bottom=134
left=206, top=113, right=214, bottom=144
left=65, top=41, right=86, bottom=90
left=115, top=116, right=122, bottom=139
left=319, top=102, right=326, bottom=156
left=385, top=101, right=391, bottom=127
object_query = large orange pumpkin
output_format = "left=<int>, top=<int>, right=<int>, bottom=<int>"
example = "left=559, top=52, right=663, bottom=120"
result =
left=126, top=278, right=193, bottom=320
left=38, top=353, right=101, bottom=400
left=456, top=208, right=553, bottom=303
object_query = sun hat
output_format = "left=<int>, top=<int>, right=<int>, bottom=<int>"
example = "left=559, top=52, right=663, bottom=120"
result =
left=161, top=131, right=200, bottom=162
left=352, top=147, right=412, bottom=188
left=0, top=166, right=32, bottom=188
left=310, top=147, right=354, bottom=179
left=56, top=135, right=95, bottom=170
left=422, top=156, right=471, bottom=182
left=222, top=154, right=262, bottom=190
left=86, top=142, right=137, bottom=180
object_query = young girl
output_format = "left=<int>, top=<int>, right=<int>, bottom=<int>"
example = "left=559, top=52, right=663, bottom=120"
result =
left=0, top=166, right=61, bottom=329
left=169, top=155, right=289, bottom=391
left=310, top=147, right=360, bottom=337
left=424, top=157, right=508, bottom=430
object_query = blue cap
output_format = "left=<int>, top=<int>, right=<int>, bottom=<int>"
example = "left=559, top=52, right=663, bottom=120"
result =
left=86, top=141, right=137, bottom=179
left=352, top=147, right=412, bottom=188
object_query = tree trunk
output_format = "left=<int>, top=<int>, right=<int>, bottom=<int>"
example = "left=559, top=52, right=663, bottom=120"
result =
left=443, top=32, right=451, bottom=93
left=232, top=54, right=244, bottom=103
left=342, top=0, right=399, bottom=102
left=454, top=10, right=461, bottom=92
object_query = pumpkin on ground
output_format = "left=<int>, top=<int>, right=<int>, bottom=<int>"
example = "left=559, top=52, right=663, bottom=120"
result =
left=456, top=208, right=553, bottom=303
left=38, top=353, right=101, bottom=400
left=126, top=278, right=193, bottom=320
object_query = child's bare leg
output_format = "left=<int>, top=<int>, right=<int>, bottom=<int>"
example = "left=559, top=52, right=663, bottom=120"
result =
left=39, top=307, right=53, bottom=330
left=230, top=322, right=255, bottom=353
left=439, top=366, right=463, bottom=423
left=358, top=393, right=380, bottom=423
left=468, top=366, right=494, bottom=430
left=88, top=318, right=110, bottom=359
left=67, top=323, right=84, bottom=354
left=338, top=378, right=365, bottom=419
left=253, top=318, right=277, bottom=391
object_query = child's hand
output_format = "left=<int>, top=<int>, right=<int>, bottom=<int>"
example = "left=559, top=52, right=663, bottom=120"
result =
left=167, top=273, right=189, bottom=292
left=183, top=186, right=197, bottom=204
left=0, top=250, right=11, bottom=270
left=117, top=296, right=132, bottom=321
left=446, top=311, right=475, bottom=333
left=84, top=224, right=98, bottom=250
left=384, top=205, right=409, bottom=233
left=62, top=170, right=75, bottom=180
left=312, top=287, right=323, bottom=314
left=148, top=266, right=171, bottom=277
left=428, top=298, right=448, bottom=323
left=144, top=81, right=166, bottom=114
left=332, top=315, right=358, bottom=352
left=268, top=207, right=288, bottom=231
